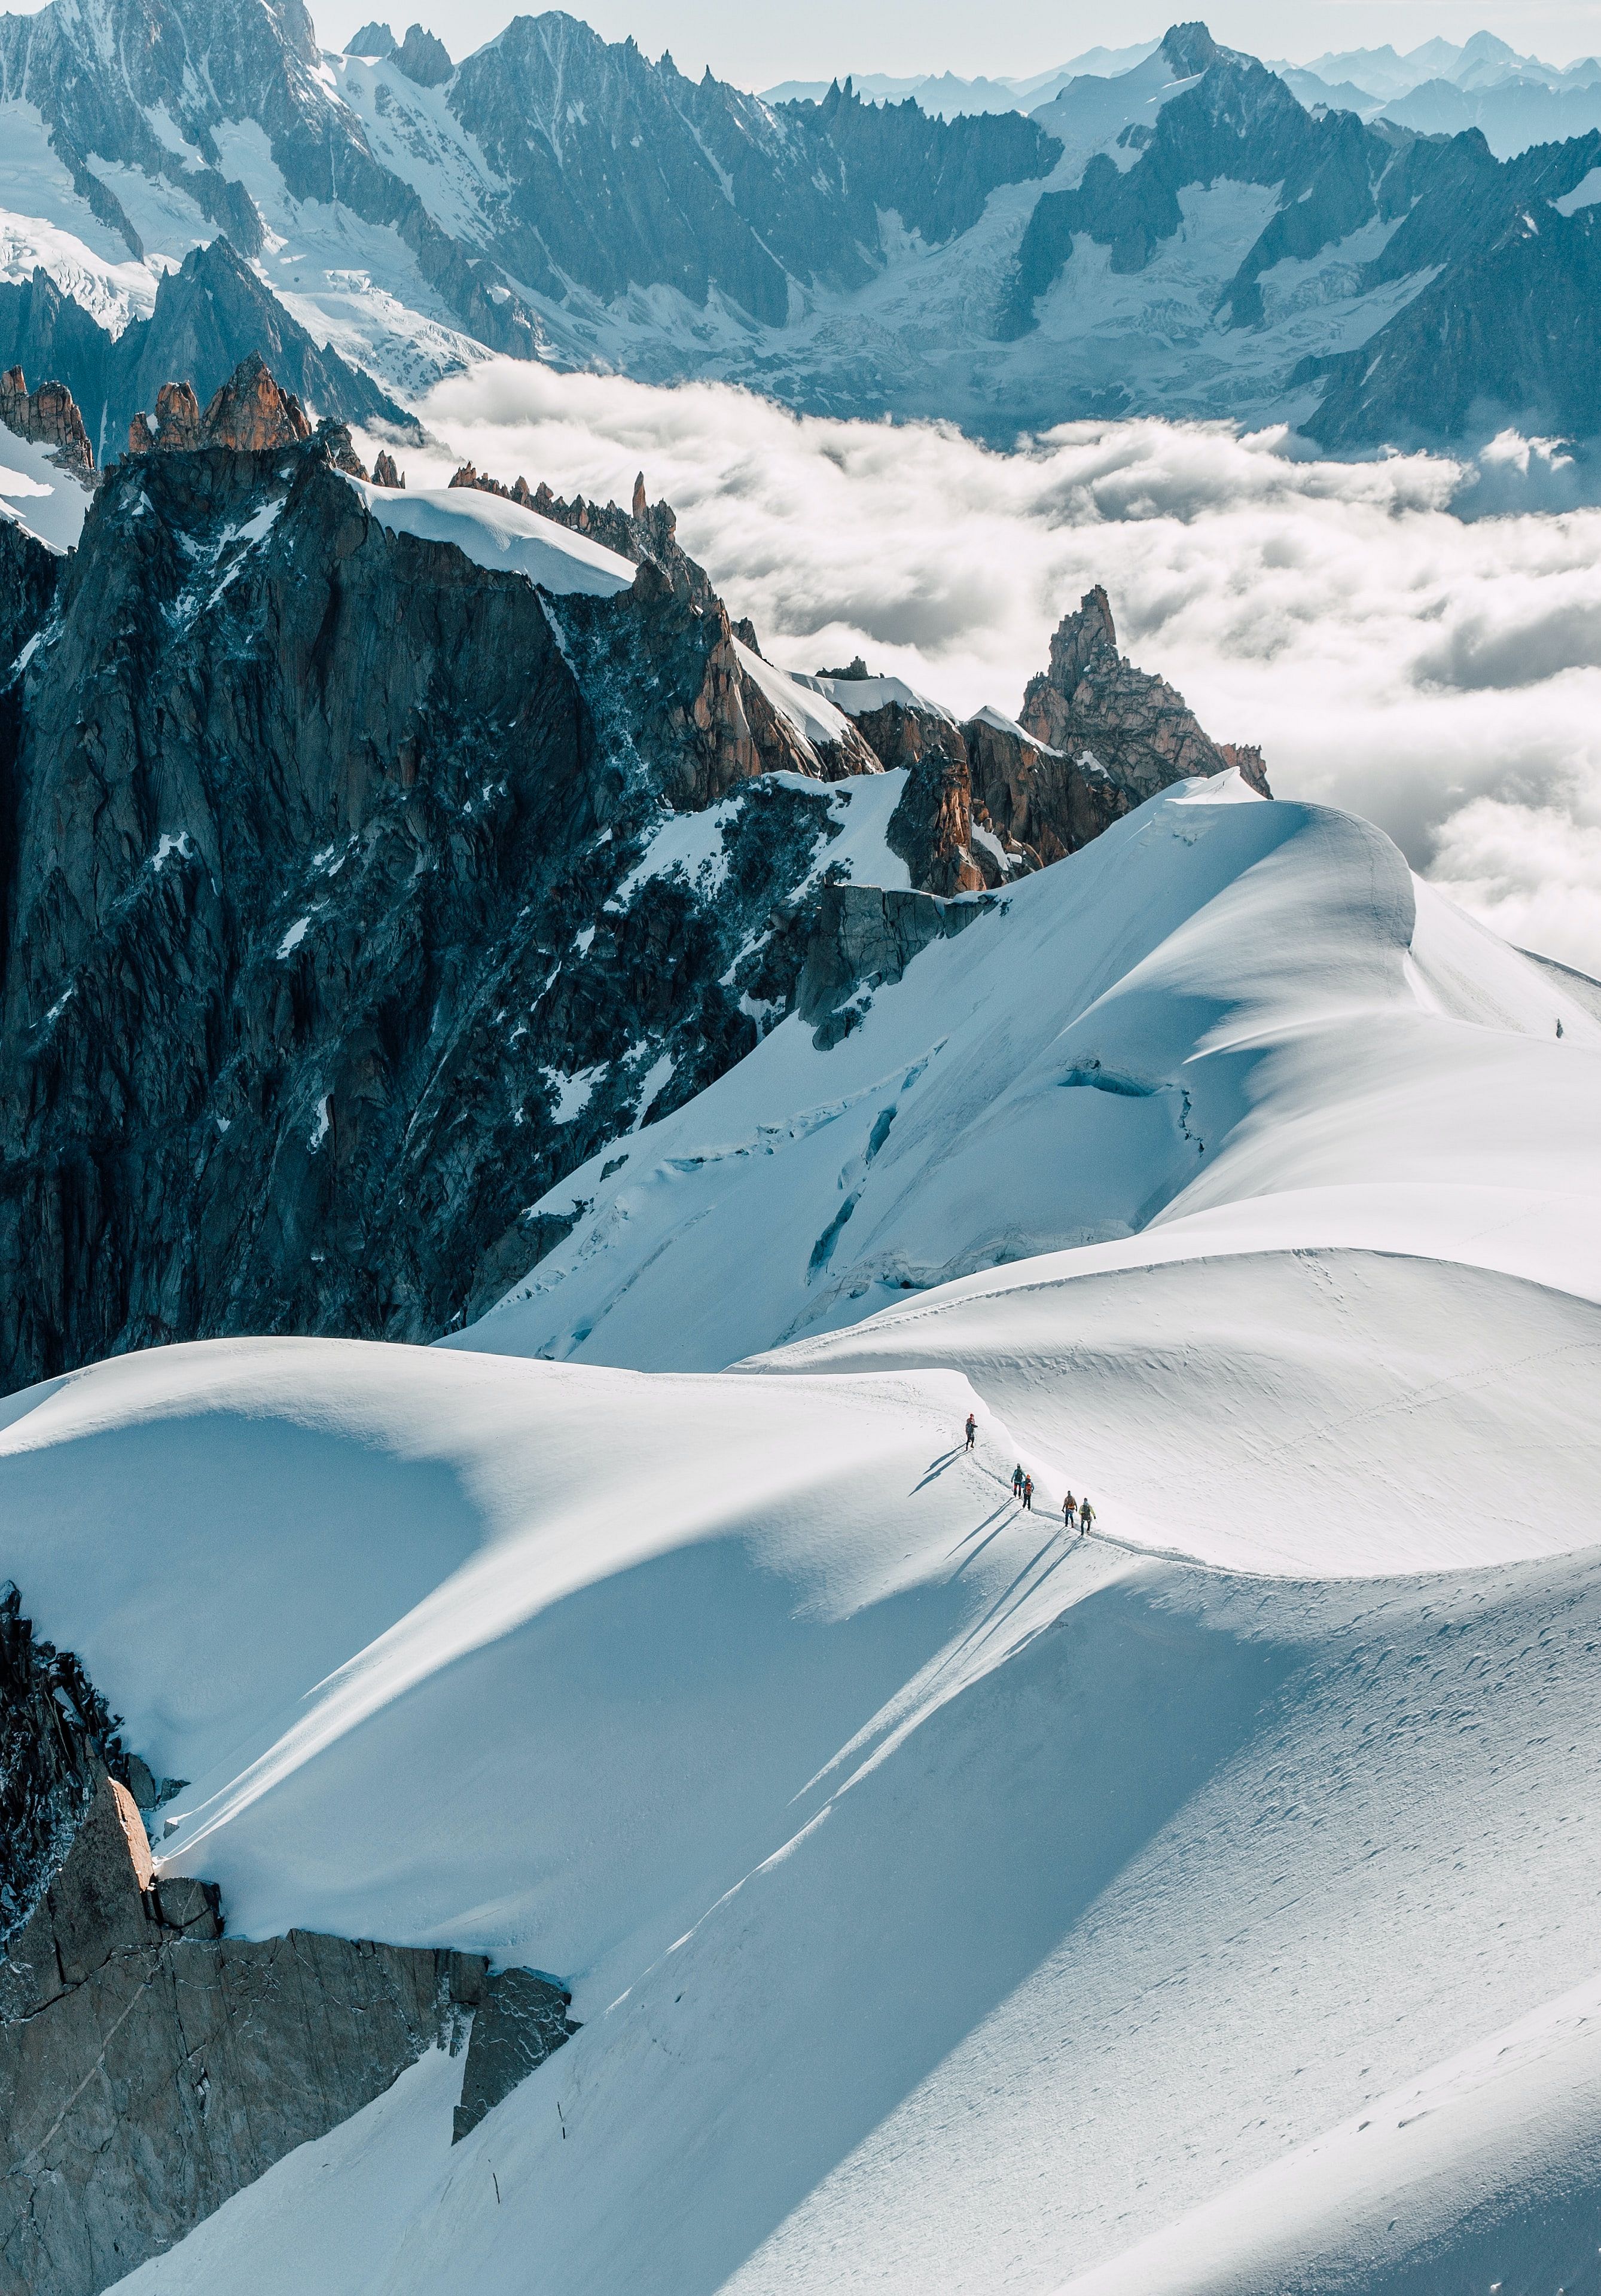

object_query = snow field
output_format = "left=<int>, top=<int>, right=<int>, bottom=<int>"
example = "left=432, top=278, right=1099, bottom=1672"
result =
left=0, top=768, right=1593, bottom=2291
left=27, top=1335, right=1593, bottom=2295
left=460, top=775, right=1601, bottom=1382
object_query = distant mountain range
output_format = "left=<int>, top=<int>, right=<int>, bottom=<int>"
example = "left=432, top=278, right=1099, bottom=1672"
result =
left=770, top=29, right=1601, bottom=160
left=1, top=4, right=1601, bottom=459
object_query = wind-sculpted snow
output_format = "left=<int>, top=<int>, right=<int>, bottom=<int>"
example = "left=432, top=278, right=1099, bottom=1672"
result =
left=459, top=775, right=1601, bottom=1380
left=346, top=476, right=636, bottom=597
left=0, top=773, right=1595, bottom=2291
left=2, top=1276, right=1599, bottom=2291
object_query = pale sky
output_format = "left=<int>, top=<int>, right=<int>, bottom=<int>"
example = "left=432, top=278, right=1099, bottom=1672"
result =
left=313, top=0, right=1601, bottom=86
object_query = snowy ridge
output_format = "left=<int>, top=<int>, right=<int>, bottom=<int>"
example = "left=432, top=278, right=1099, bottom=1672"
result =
left=2, top=624, right=1599, bottom=2279
left=463, top=775, right=1601, bottom=1382
left=794, top=668, right=960, bottom=723
left=731, top=635, right=859, bottom=752
left=346, top=475, right=635, bottom=596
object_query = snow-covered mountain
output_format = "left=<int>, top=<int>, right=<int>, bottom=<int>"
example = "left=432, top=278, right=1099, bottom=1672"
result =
left=0, top=4, right=1600, bottom=454
left=0, top=17, right=1598, bottom=2290
left=2, top=745, right=1597, bottom=2293
left=0, top=391, right=1258, bottom=1396
left=1299, top=30, right=1597, bottom=103
left=761, top=42, right=1162, bottom=120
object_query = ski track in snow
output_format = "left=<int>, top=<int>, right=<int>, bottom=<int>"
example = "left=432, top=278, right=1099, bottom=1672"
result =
left=0, top=768, right=1590, bottom=2294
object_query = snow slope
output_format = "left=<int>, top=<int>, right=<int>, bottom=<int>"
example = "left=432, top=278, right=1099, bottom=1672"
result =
left=0, top=429, right=89, bottom=549
left=730, top=634, right=862, bottom=755
left=0, top=1321, right=1594, bottom=2294
left=461, top=772, right=1601, bottom=1384
left=1, top=770, right=1597, bottom=2292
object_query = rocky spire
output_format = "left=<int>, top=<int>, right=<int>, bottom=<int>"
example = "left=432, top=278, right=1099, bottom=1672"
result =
left=128, top=355, right=313, bottom=459
left=393, top=21, right=452, bottom=84
left=632, top=471, right=647, bottom=519
left=0, top=367, right=94, bottom=480
left=130, top=378, right=200, bottom=454
left=1045, top=584, right=1118, bottom=694
left=198, top=352, right=313, bottom=451
left=1020, top=587, right=1271, bottom=801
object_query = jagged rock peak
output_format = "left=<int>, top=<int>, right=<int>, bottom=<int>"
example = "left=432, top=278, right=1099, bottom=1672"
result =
left=0, top=365, right=94, bottom=480
left=1048, top=585, right=1118, bottom=691
left=202, top=352, right=313, bottom=451
left=346, top=18, right=397, bottom=54
left=128, top=353, right=313, bottom=457
left=1161, top=20, right=1225, bottom=75
left=450, top=459, right=706, bottom=600
left=372, top=449, right=405, bottom=488
left=315, top=417, right=371, bottom=479
left=1021, top=586, right=1271, bottom=802
left=394, top=20, right=452, bottom=84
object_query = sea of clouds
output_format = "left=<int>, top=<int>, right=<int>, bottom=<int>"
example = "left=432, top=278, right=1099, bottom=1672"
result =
left=394, top=363, right=1601, bottom=973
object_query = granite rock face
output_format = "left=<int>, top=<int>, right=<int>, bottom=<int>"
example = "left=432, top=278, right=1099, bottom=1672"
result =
left=127, top=351, right=313, bottom=457
left=0, top=401, right=879, bottom=1391
left=0, top=1584, right=141, bottom=1946
left=0, top=519, right=58, bottom=673
left=453, top=1967, right=581, bottom=2142
left=795, top=881, right=995, bottom=1049
left=0, top=368, right=93, bottom=479
left=1014, top=587, right=1271, bottom=829
left=0, top=1767, right=577, bottom=2296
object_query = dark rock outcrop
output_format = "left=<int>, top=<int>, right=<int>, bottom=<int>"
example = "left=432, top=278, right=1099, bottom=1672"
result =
left=0, top=1764, right=577, bottom=2296
left=453, top=1967, right=578, bottom=2141
left=0, top=396, right=868, bottom=1393
left=0, top=518, right=58, bottom=673
left=0, top=368, right=93, bottom=479
left=796, top=881, right=995, bottom=1048
left=1017, top=587, right=1271, bottom=814
left=0, top=1584, right=144, bottom=1946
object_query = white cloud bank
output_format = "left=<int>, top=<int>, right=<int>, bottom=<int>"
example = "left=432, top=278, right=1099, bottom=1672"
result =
left=395, top=362, right=1601, bottom=974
